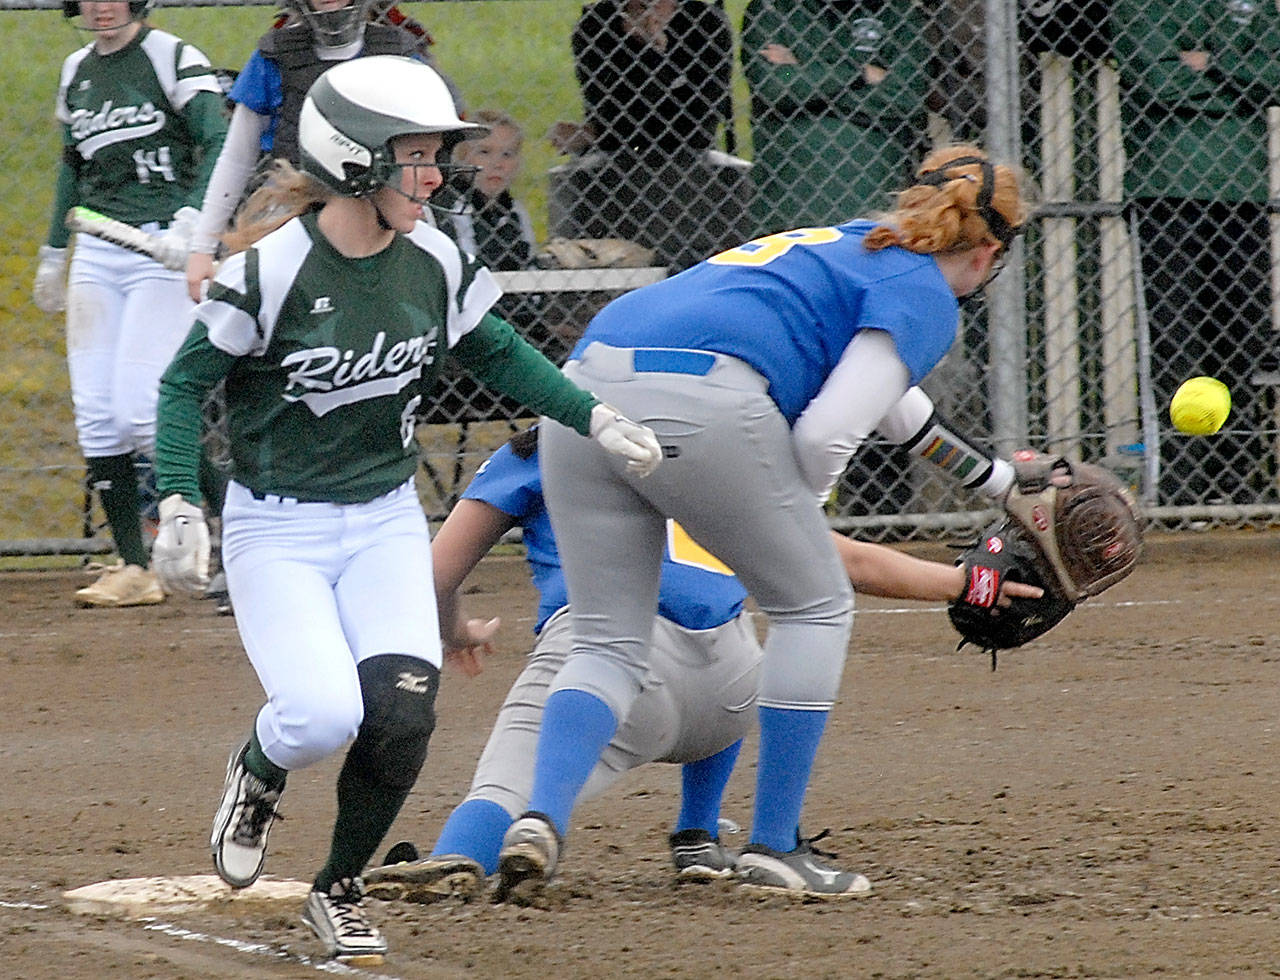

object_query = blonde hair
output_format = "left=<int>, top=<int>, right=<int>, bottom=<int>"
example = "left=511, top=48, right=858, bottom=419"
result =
left=864, top=145, right=1028, bottom=255
left=456, top=108, right=524, bottom=158
left=221, top=160, right=332, bottom=254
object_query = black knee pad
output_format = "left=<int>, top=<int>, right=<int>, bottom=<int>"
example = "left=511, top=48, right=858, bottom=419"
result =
left=350, top=654, right=440, bottom=790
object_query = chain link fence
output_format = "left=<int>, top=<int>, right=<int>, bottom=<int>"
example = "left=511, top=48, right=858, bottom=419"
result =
left=3, top=0, right=1279, bottom=562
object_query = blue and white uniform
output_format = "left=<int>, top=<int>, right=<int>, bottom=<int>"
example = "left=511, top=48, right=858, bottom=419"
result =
left=443, top=442, right=760, bottom=863
left=533, top=219, right=983, bottom=854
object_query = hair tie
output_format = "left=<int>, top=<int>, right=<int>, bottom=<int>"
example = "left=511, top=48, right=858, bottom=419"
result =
left=916, top=155, right=1020, bottom=248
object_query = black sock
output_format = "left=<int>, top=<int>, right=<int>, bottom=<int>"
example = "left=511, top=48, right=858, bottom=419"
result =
left=313, top=753, right=411, bottom=893
left=86, top=454, right=148, bottom=568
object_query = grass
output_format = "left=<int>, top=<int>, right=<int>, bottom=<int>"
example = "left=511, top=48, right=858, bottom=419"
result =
left=0, top=2, right=752, bottom=546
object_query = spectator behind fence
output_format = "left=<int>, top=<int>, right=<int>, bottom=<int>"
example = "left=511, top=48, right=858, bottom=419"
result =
left=741, top=1, right=934, bottom=516
left=430, top=109, right=576, bottom=417
left=546, top=0, right=752, bottom=270
left=184, top=0, right=458, bottom=303
left=742, top=0, right=933, bottom=236
left=1112, top=0, right=1279, bottom=505
left=434, top=110, right=544, bottom=334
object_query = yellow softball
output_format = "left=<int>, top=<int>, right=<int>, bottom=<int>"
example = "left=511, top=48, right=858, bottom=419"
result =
left=1169, top=376, right=1231, bottom=436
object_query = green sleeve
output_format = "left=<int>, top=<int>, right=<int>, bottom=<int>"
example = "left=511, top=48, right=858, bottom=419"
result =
left=155, top=320, right=237, bottom=503
left=742, top=2, right=838, bottom=114
left=1113, top=2, right=1229, bottom=113
left=45, top=136, right=79, bottom=249
left=743, top=0, right=928, bottom=120
left=450, top=313, right=598, bottom=436
left=833, top=3, right=932, bottom=122
left=1216, top=2, right=1280, bottom=102
left=182, top=90, right=229, bottom=209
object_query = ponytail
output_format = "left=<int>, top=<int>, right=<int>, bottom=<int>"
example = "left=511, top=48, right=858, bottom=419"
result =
left=865, top=145, right=1027, bottom=256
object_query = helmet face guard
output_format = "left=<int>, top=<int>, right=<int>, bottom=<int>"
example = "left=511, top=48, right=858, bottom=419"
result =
left=63, top=0, right=154, bottom=21
left=298, top=56, right=486, bottom=198
left=292, top=0, right=375, bottom=49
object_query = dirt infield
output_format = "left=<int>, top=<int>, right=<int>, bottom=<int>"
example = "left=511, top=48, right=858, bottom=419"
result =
left=3, top=530, right=1280, bottom=979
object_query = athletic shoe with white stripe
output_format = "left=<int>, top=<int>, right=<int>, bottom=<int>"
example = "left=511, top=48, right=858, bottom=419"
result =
left=668, top=828, right=736, bottom=880
left=736, top=830, right=872, bottom=898
left=301, top=878, right=387, bottom=965
left=210, top=740, right=282, bottom=889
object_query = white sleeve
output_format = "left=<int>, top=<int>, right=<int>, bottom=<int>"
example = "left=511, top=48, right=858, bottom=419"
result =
left=876, top=386, right=936, bottom=443
left=878, top=384, right=1014, bottom=499
left=170, top=41, right=221, bottom=109
left=791, top=329, right=912, bottom=501
left=190, top=105, right=268, bottom=254
left=196, top=251, right=262, bottom=356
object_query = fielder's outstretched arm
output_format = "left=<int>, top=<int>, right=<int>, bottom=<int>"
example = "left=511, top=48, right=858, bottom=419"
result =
left=832, top=534, right=1041, bottom=605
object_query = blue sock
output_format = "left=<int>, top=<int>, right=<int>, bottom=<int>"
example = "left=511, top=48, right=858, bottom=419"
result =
left=675, top=739, right=742, bottom=835
left=526, top=689, right=618, bottom=836
left=750, top=706, right=829, bottom=852
left=431, top=799, right=513, bottom=875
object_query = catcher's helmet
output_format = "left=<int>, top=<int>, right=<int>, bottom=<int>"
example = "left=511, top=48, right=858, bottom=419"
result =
left=288, top=0, right=376, bottom=50
left=298, top=56, right=484, bottom=198
left=63, top=0, right=155, bottom=19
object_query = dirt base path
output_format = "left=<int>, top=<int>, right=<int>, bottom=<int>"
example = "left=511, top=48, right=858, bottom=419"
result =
left=3, top=531, right=1278, bottom=979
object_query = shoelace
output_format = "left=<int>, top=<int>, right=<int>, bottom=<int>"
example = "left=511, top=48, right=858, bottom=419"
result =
left=325, top=881, right=377, bottom=939
left=798, top=828, right=837, bottom=861
left=232, top=784, right=281, bottom=846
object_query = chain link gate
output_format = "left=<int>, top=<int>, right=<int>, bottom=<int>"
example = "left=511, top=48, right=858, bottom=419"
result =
left=2, top=0, right=1279, bottom=561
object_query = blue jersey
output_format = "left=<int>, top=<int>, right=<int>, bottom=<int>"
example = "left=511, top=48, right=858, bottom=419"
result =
left=463, top=442, right=748, bottom=633
left=229, top=44, right=427, bottom=155
left=571, top=220, right=960, bottom=424
left=227, top=51, right=284, bottom=152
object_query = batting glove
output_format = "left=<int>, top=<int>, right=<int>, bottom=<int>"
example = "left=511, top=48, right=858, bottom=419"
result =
left=589, top=402, right=663, bottom=478
left=33, top=245, right=68, bottom=313
left=153, top=493, right=210, bottom=594
left=153, top=206, right=201, bottom=271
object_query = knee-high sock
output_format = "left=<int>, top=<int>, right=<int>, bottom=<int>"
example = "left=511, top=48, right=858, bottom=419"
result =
left=525, top=689, right=617, bottom=837
left=87, top=454, right=147, bottom=568
left=750, top=706, right=829, bottom=851
left=675, top=738, right=742, bottom=835
left=432, top=799, right=515, bottom=874
left=315, top=752, right=411, bottom=893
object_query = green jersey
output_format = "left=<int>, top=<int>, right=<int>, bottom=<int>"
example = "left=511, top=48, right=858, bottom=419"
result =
left=55, top=26, right=224, bottom=226
left=1113, top=0, right=1280, bottom=202
left=157, top=213, right=596, bottom=504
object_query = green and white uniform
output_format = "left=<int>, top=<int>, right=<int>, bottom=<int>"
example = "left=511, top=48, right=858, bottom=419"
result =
left=53, top=26, right=226, bottom=228
left=46, top=25, right=226, bottom=459
left=155, top=213, right=597, bottom=771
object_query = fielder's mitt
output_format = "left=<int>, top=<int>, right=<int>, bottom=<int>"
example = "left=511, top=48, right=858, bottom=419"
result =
left=948, top=451, right=1145, bottom=668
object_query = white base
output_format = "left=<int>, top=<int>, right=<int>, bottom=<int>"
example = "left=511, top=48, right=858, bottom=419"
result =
left=63, top=874, right=310, bottom=917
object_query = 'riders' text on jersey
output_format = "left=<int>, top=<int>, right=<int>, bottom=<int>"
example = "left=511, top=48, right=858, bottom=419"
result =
left=56, top=26, right=223, bottom=226
left=571, top=219, right=959, bottom=423
left=181, top=213, right=498, bottom=503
